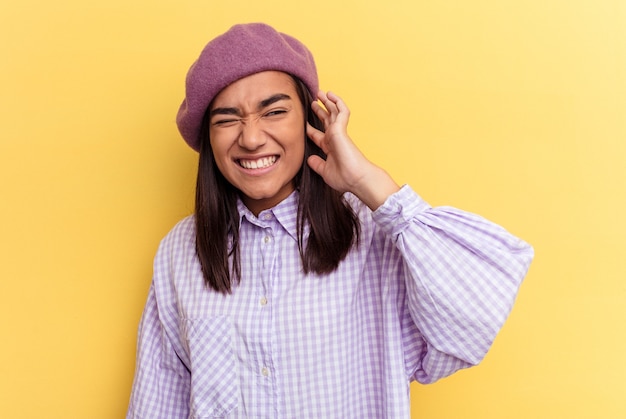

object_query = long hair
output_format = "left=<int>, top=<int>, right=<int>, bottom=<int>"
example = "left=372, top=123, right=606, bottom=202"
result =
left=195, top=76, right=360, bottom=293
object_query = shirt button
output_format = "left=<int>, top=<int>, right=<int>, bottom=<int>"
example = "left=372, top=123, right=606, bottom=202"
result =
left=263, top=236, right=271, bottom=243
left=263, top=213, right=272, bottom=220
left=261, top=367, right=270, bottom=377
left=260, top=296, right=268, bottom=306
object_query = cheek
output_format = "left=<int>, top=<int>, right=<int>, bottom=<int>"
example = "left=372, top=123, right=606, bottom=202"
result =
left=284, top=124, right=306, bottom=157
left=296, top=140, right=306, bottom=163
left=209, top=129, right=228, bottom=152
left=284, top=136, right=306, bottom=172
left=208, top=137, right=231, bottom=173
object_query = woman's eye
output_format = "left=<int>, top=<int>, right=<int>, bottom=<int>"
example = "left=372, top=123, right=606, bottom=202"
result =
left=264, top=109, right=287, bottom=117
left=213, top=119, right=239, bottom=126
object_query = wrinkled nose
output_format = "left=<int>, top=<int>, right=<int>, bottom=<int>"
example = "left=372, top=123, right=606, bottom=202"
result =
left=238, top=120, right=267, bottom=150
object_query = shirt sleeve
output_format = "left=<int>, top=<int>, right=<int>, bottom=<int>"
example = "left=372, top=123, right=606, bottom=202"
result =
left=372, top=185, right=534, bottom=383
left=127, top=249, right=191, bottom=418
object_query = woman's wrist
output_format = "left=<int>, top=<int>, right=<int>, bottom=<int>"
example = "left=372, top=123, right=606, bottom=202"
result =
left=351, top=164, right=400, bottom=211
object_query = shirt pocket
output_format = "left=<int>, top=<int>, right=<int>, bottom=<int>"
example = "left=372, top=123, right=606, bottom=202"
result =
left=185, top=316, right=239, bottom=418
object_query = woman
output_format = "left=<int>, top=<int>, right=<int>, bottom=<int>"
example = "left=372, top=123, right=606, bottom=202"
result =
left=127, top=23, right=533, bottom=418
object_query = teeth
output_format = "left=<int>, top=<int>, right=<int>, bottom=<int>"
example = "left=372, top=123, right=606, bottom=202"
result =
left=239, top=156, right=277, bottom=169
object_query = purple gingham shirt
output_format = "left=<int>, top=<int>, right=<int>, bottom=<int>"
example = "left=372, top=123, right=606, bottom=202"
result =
left=127, top=185, right=533, bottom=418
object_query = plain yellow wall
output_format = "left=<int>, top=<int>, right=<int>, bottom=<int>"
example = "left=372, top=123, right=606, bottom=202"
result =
left=1, top=0, right=624, bottom=418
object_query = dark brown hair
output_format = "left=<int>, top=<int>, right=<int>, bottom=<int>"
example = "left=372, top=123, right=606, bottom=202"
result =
left=195, top=76, right=360, bottom=293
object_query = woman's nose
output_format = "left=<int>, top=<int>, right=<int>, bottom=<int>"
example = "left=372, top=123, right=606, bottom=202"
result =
left=238, top=119, right=267, bottom=150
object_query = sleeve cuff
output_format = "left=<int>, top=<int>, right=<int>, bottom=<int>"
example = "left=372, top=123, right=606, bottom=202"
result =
left=371, top=184, right=431, bottom=237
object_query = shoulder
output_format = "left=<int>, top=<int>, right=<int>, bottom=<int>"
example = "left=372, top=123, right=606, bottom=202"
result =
left=152, top=215, right=199, bottom=284
left=157, top=215, right=196, bottom=254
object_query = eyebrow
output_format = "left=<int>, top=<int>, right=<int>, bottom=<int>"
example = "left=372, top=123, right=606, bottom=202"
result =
left=259, top=93, right=291, bottom=109
left=209, top=93, right=292, bottom=118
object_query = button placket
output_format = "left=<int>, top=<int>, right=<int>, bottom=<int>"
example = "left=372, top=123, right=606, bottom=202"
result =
left=256, top=215, right=276, bottom=392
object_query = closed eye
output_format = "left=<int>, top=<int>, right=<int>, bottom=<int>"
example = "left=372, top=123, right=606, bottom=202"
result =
left=212, top=118, right=240, bottom=127
left=264, top=109, right=288, bottom=118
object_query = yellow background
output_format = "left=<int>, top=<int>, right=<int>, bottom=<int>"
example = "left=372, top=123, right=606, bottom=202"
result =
left=1, top=0, right=624, bottom=417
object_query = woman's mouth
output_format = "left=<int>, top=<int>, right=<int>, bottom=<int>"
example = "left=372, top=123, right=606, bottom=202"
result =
left=238, top=155, right=277, bottom=169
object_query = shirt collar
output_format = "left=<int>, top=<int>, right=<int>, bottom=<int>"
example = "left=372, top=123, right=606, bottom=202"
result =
left=236, top=191, right=300, bottom=241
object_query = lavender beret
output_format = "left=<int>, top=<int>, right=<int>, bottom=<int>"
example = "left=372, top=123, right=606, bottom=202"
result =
left=176, top=23, right=319, bottom=152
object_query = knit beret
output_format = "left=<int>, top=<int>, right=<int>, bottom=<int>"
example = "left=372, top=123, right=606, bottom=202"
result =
left=176, top=23, right=319, bottom=151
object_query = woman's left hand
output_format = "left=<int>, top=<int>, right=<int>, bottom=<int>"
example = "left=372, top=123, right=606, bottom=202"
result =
left=307, top=90, right=400, bottom=210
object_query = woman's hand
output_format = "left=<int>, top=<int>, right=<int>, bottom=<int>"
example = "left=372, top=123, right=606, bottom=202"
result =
left=306, top=90, right=400, bottom=210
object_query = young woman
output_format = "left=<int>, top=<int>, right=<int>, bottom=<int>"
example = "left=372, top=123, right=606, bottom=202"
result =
left=127, top=23, right=533, bottom=418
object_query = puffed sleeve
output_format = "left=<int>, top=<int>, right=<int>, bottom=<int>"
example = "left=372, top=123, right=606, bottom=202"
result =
left=372, top=185, right=534, bottom=383
left=127, top=241, right=191, bottom=418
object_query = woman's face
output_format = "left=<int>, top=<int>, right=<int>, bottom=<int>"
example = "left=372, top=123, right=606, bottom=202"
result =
left=208, top=71, right=306, bottom=215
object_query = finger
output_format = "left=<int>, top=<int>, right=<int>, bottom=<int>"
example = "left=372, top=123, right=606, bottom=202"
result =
left=306, top=154, right=326, bottom=177
left=306, top=123, right=328, bottom=153
left=310, top=101, right=331, bottom=127
left=325, top=91, right=350, bottom=122
left=326, top=91, right=349, bottom=111
left=316, top=90, right=339, bottom=120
